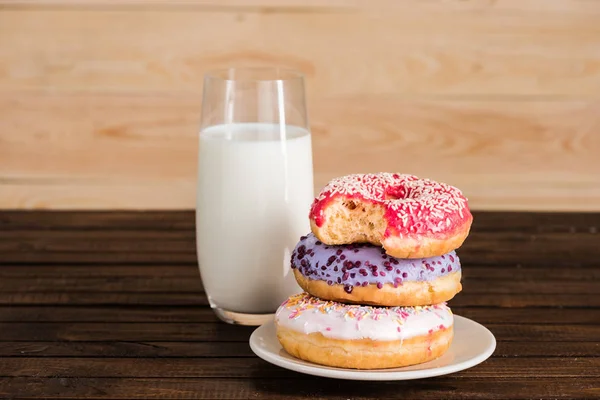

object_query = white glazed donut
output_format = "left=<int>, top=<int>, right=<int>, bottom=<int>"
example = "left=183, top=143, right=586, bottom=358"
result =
left=275, top=293, right=454, bottom=369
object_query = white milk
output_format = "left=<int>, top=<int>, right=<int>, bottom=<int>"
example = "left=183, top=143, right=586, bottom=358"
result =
left=196, top=123, right=314, bottom=314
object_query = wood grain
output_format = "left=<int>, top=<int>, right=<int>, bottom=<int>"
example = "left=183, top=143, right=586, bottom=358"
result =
left=1, top=357, right=600, bottom=378
left=4, top=0, right=600, bottom=12
left=0, top=321, right=598, bottom=342
left=1, top=377, right=598, bottom=400
left=1, top=8, right=599, bottom=96
left=1, top=4, right=600, bottom=210
left=2, top=209, right=599, bottom=231
left=2, top=94, right=599, bottom=210
left=3, top=212, right=600, bottom=265
left=0, top=341, right=597, bottom=358
left=0, top=210, right=599, bottom=399
left=1, top=306, right=598, bottom=325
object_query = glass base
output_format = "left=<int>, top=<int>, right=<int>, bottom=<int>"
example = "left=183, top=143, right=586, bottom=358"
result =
left=212, top=307, right=274, bottom=326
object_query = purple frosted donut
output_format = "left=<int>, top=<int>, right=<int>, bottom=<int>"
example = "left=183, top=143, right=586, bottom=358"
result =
left=291, top=233, right=462, bottom=307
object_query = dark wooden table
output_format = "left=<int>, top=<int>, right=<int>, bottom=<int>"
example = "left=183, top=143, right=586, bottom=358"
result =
left=0, top=211, right=599, bottom=399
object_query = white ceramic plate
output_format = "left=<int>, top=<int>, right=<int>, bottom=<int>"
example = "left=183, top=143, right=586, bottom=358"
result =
left=249, top=315, right=495, bottom=380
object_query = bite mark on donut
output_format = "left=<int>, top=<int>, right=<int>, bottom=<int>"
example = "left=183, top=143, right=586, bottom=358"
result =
left=309, top=174, right=472, bottom=252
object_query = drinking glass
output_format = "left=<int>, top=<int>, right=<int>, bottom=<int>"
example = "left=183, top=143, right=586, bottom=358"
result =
left=196, top=67, right=314, bottom=325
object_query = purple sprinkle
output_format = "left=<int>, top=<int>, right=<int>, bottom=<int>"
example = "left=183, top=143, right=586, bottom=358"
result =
left=385, top=265, right=393, bottom=271
left=377, top=282, right=383, bottom=289
left=340, top=255, right=347, bottom=260
left=392, top=259, right=399, bottom=265
left=351, top=273, right=356, bottom=279
left=380, top=271, right=386, bottom=277
left=396, top=269, right=401, bottom=274
left=449, top=255, right=455, bottom=262
left=344, top=285, right=353, bottom=294
left=362, top=282, right=368, bottom=287
left=316, top=241, right=322, bottom=245
left=384, top=261, right=391, bottom=267
left=402, top=272, right=408, bottom=278
left=321, top=266, right=326, bottom=271
left=448, top=265, right=453, bottom=272
left=373, top=271, right=379, bottom=277
left=336, top=249, right=343, bottom=255
left=355, top=261, right=362, bottom=267
left=327, top=280, right=333, bottom=286
left=297, top=253, right=304, bottom=260
left=342, top=272, right=349, bottom=281
left=441, top=268, right=445, bottom=273
left=353, top=249, right=359, bottom=253
left=333, top=266, right=338, bottom=272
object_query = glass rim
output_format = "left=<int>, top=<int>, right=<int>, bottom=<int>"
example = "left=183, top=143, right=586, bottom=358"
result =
left=204, top=67, right=305, bottom=83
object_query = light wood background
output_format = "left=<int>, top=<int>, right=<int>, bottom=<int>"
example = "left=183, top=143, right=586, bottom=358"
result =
left=1, top=0, right=599, bottom=210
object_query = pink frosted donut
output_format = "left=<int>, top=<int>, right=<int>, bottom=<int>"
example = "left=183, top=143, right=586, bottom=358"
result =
left=309, top=173, right=472, bottom=259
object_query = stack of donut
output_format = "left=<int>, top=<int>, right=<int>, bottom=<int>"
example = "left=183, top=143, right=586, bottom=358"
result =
left=275, top=173, right=473, bottom=369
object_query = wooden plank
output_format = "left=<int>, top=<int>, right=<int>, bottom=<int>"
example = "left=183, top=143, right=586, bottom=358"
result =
left=0, top=306, right=598, bottom=325
left=0, top=377, right=597, bottom=400
left=0, top=357, right=598, bottom=378
left=0, top=322, right=597, bottom=342
left=0, top=341, right=256, bottom=358
left=0, top=341, right=596, bottom=358
left=4, top=0, right=600, bottom=13
left=1, top=264, right=599, bottom=281
left=2, top=95, right=599, bottom=210
left=2, top=210, right=600, bottom=232
left=459, top=232, right=600, bottom=265
left=0, top=292, right=207, bottom=306
left=0, top=266, right=597, bottom=293
left=0, top=265, right=198, bottom=278
left=1, top=291, right=598, bottom=307
left=0, top=322, right=256, bottom=342
left=1, top=8, right=600, bottom=96
left=0, top=276, right=596, bottom=294
left=3, top=230, right=600, bottom=266
left=0, top=210, right=196, bottom=230
left=0, top=306, right=219, bottom=323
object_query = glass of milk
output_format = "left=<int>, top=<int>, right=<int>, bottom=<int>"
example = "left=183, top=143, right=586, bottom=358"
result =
left=197, top=68, right=314, bottom=325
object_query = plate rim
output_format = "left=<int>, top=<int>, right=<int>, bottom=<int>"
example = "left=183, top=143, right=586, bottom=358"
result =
left=249, top=314, right=496, bottom=381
